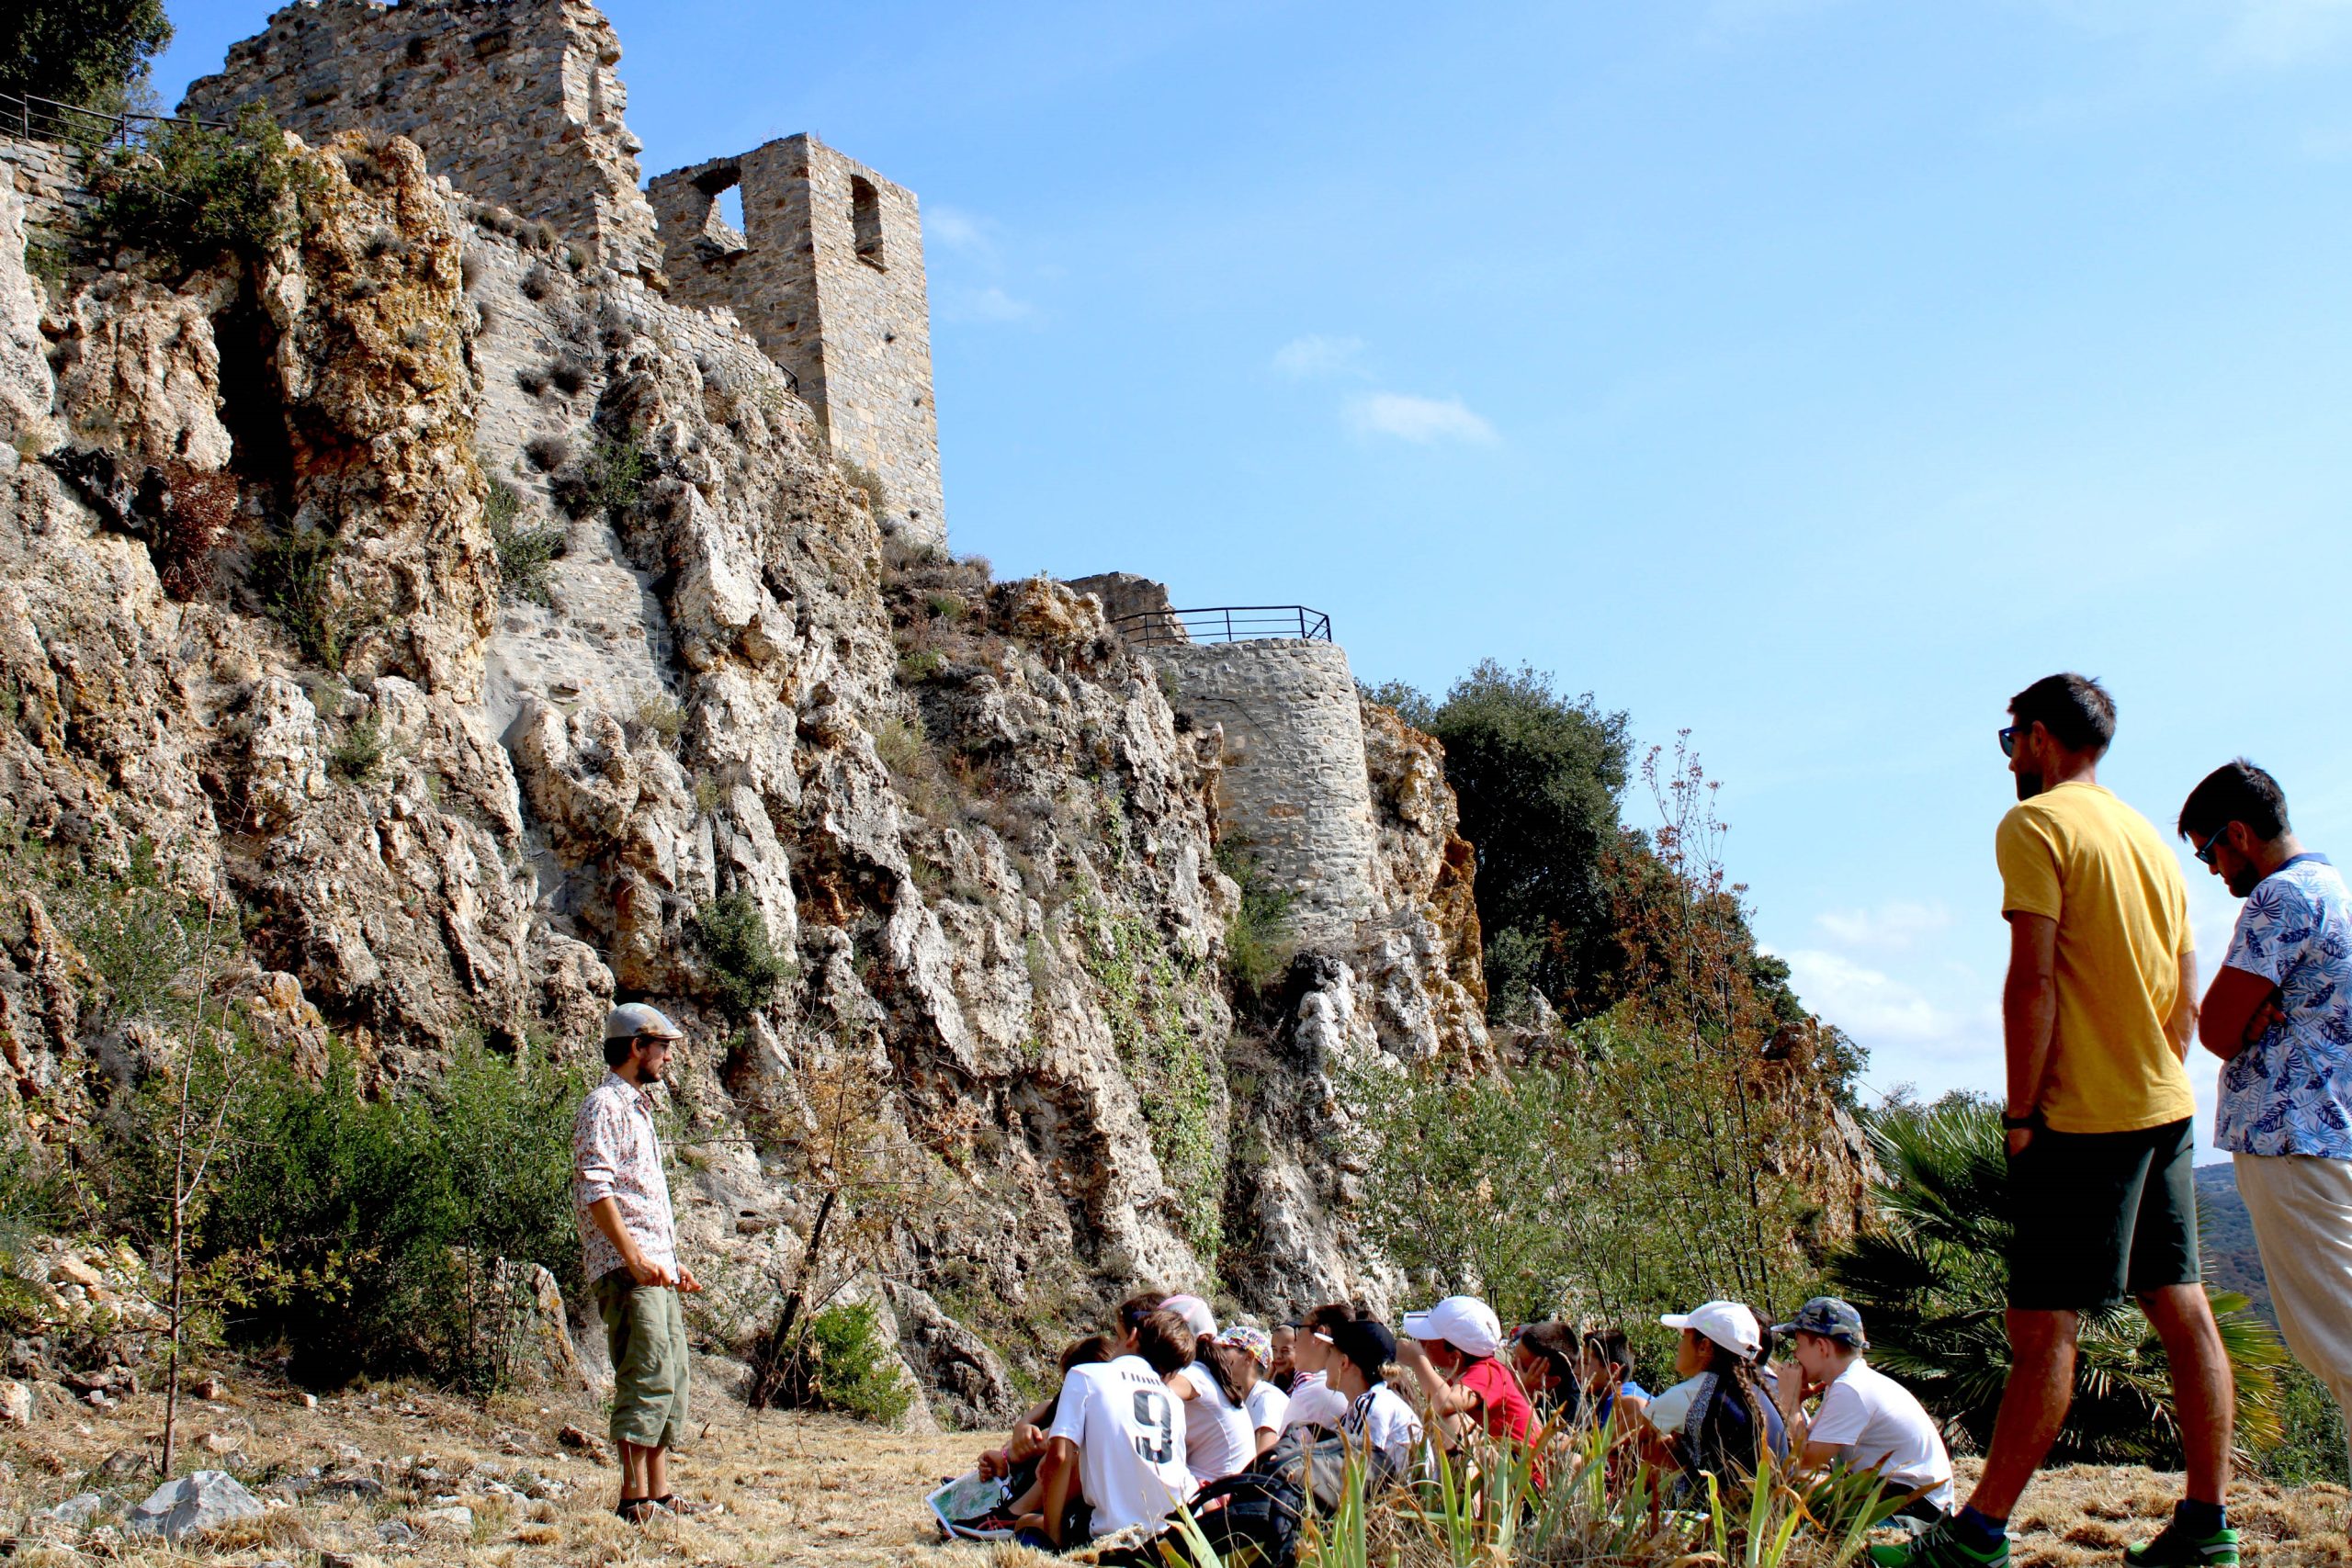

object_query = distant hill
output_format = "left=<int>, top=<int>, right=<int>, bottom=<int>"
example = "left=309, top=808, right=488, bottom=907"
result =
left=2195, top=1163, right=2275, bottom=1324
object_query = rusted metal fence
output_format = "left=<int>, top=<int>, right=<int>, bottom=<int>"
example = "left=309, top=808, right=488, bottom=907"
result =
left=1111, top=605, right=1333, bottom=646
left=0, top=92, right=223, bottom=152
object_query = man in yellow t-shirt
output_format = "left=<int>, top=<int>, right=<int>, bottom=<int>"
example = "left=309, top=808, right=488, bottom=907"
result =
left=1875, top=674, right=2237, bottom=1568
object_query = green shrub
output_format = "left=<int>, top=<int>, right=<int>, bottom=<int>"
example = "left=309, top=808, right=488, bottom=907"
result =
left=801, top=1301, right=913, bottom=1425
left=26, top=834, right=234, bottom=1032
left=2260, top=1359, right=2350, bottom=1485
left=895, top=648, right=946, bottom=685
left=252, top=528, right=382, bottom=671
left=923, top=591, right=967, bottom=622
left=633, top=694, right=685, bottom=747
left=483, top=479, right=563, bottom=606
left=589, top=434, right=648, bottom=522
left=88, top=105, right=315, bottom=269
left=693, top=890, right=791, bottom=1023
left=871, top=715, right=926, bottom=775
left=173, top=1037, right=586, bottom=1392
left=1216, top=843, right=1296, bottom=994
left=838, top=457, right=887, bottom=514
left=327, top=712, right=385, bottom=784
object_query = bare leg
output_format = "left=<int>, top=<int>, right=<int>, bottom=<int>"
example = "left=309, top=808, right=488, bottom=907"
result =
left=1965, top=1308, right=2079, bottom=1520
left=647, top=1445, right=669, bottom=1501
left=2139, top=1284, right=2233, bottom=1505
left=619, top=1439, right=653, bottom=1504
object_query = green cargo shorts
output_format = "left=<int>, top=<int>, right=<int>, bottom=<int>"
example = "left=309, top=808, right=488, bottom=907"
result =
left=594, top=1269, right=690, bottom=1451
left=2007, top=1116, right=2200, bottom=1312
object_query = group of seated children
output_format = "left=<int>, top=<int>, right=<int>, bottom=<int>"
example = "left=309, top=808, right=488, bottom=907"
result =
left=954, top=1289, right=1951, bottom=1551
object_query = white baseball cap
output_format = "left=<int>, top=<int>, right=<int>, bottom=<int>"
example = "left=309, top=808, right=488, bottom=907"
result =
left=1161, top=1293, right=1217, bottom=1338
left=1401, top=1295, right=1503, bottom=1359
left=1659, top=1300, right=1761, bottom=1359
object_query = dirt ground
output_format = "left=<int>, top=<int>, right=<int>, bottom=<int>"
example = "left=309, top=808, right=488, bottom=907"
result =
left=0, top=1363, right=2342, bottom=1565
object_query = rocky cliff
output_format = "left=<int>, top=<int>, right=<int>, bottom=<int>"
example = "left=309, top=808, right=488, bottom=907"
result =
left=0, top=128, right=1506, bottom=1425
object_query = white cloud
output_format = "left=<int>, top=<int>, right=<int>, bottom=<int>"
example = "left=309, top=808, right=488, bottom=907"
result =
left=925, top=206, right=993, bottom=254
left=1343, top=391, right=1499, bottom=446
left=1272, top=334, right=1366, bottom=380
left=2226, top=0, right=2352, bottom=65
left=1779, top=949, right=1983, bottom=1050
left=1814, top=899, right=1953, bottom=951
left=940, top=285, right=1035, bottom=323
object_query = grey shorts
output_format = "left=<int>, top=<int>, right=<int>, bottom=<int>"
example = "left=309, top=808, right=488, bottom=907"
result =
left=594, top=1269, right=690, bottom=1450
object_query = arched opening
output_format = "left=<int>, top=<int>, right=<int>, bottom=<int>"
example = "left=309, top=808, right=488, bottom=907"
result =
left=851, top=176, right=886, bottom=270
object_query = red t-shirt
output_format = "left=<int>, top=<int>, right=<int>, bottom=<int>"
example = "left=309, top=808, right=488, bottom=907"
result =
left=1457, top=1356, right=1534, bottom=1445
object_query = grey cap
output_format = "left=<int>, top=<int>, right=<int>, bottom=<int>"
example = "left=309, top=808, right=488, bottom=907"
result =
left=1774, top=1296, right=1867, bottom=1348
left=603, top=1002, right=684, bottom=1043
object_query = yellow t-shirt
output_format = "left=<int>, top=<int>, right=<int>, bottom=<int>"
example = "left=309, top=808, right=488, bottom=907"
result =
left=1994, top=780, right=2196, bottom=1134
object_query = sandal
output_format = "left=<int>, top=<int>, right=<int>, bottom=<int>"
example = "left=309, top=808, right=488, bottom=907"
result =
left=653, top=1494, right=713, bottom=1517
left=616, top=1497, right=673, bottom=1524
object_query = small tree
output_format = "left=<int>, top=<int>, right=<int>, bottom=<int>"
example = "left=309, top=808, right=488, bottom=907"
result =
left=747, top=1048, right=938, bottom=1415
left=0, top=0, right=171, bottom=113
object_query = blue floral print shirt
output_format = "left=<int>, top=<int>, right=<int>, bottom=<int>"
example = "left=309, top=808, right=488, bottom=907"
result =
left=2217, top=854, right=2352, bottom=1159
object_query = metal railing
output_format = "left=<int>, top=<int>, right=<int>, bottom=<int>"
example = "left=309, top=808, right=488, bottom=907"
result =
left=0, top=92, right=223, bottom=153
left=1111, top=605, right=1333, bottom=646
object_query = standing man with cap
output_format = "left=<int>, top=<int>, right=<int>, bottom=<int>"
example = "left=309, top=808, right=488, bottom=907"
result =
left=1771, top=1297, right=1953, bottom=1522
left=575, top=1003, right=702, bottom=1524
left=1398, top=1294, right=1535, bottom=1450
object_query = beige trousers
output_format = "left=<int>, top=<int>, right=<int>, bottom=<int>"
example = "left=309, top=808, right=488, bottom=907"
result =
left=2233, top=1152, right=2352, bottom=1481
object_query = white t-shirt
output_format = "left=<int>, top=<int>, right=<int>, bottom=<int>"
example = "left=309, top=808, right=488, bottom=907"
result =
left=1176, top=1362, right=1255, bottom=1481
left=1341, top=1382, right=1424, bottom=1476
left=1806, top=1359, right=1953, bottom=1512
left=1281, top=1369, right=1349, bottom=1432
left=1245, top=1379, right=1289, bottom=1437
left=1046, top=1356, right=1197, bottom=1535
left=1646, top=1374, right=1704, bottom=1435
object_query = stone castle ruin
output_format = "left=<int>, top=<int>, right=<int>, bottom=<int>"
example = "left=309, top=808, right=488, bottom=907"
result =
left=182, top=0, right=944, bottom=547
left=181, top=0, right=1404, bottom=962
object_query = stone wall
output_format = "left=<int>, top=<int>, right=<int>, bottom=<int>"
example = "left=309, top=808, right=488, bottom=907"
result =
left=181, top=0, right=662, bottom=278
left=0, top=138, right=90, bottom=255
left=649, top=136, right=944, bottom=548
left=1149, top=637, right=1381, bottom=952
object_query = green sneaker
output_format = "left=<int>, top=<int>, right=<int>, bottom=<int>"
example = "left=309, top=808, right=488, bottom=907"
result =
left=2122, top=1522, right=2241, bottom=1567
left=1868, top=1517, right=2010, bottom=1568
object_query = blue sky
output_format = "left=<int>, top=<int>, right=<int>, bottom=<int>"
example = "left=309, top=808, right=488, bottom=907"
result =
left=154, top=1, right=2352, bottom=1156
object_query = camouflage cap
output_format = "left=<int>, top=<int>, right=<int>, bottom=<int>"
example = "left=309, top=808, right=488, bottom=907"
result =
left=1773, top=1296, right=1868, bottom=1348
left=603, top=1002, right=684, bottom=1042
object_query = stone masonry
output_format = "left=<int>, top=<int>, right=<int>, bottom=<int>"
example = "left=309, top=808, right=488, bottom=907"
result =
left=1151, top=638, right=1382, bottom=953
left=649, top=138, right=944, bottom=548
left=181, top=0, right=663, bottom=278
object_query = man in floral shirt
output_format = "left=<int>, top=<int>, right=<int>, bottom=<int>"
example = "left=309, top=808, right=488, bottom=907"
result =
left=575, top=1003, right=701, bottom=1523
left=2180, top=761, right=2352, bottom=1486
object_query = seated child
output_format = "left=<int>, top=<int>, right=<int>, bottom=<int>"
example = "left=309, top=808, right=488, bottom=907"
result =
left=1326, top=1317, right=1424, bottom=1483
left=1397, top=1294, right=1536, bottom=1451
left=1216, top=1325, right=1290, bottom=1456
left=1027, top=1305, right=1200, bottom=1547
left=978, top=1333, right=1114, bottom=1489
left=1639, top=1300, right=1788, bottom=1501
left=1170, top=1332, right=1258, bottom=1482
left=1278, top=1302, right=1358, bottom=1434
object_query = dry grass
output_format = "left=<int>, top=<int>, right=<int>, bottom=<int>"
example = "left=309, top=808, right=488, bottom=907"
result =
left=1956, top=1457, right=2348, bottom=1568
left=0, top=1366, right=2339, bottom=1566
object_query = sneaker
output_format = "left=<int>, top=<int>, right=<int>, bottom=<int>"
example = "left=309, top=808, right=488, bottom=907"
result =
left=2122, top=1522, right=2241, bottom=1566
left=1869, top=1517, right=2010, bottom=1568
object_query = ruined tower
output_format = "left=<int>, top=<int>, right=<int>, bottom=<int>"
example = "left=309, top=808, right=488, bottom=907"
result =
left=182, top=0, right=663, bottom=278
left=650, top=139, right=945, bottom=548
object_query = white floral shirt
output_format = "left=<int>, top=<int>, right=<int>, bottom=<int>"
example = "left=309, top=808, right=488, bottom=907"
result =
left=572, top=1071, right=679, bottom=1283
left=2218, top=854, right=2352, bottom=1159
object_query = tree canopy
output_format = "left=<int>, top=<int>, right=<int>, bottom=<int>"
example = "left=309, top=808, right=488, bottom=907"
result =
left=1, top=0, right=173, bottom=114
left=1366, top=661, right=1632, bottom=1016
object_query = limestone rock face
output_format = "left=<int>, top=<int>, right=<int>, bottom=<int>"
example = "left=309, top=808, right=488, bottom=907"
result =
left=0, top=181, right=57, bottom=456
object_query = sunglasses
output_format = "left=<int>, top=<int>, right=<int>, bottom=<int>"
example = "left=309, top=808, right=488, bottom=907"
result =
left=1998, top=726, right=2020, bottom=759
left=2195, top=826, right=2233, bottom=867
